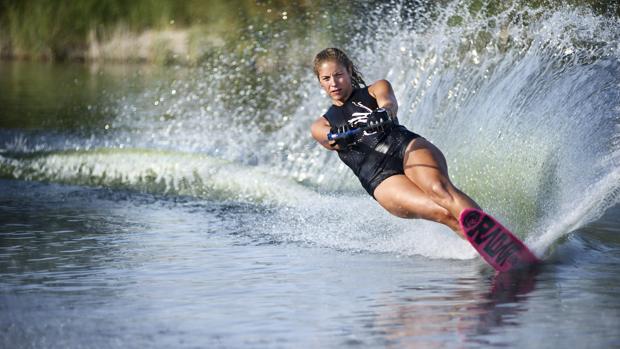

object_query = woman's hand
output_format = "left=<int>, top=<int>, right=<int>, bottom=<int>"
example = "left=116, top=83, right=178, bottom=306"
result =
left=311, top=116, right=340, bottom=150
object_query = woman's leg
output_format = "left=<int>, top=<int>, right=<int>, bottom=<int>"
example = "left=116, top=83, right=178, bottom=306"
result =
left=402, top=138, right=480, bottom=224
left=374, top=175, right=461, bottom=232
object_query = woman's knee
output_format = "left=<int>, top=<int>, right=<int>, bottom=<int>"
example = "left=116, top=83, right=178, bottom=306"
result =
left=417, top=177, right=454, bottom=204
left=430, top=181, right=452, bottom=201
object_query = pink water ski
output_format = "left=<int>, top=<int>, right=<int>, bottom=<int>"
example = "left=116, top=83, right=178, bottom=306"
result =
left=459, top=208, right=540, bottom=272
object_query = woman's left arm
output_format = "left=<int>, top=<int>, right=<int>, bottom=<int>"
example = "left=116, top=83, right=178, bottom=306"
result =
left=368, top=79, right=398, bottom=118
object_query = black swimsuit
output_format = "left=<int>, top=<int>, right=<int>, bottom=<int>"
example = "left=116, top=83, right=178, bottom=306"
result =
left=323, top=86, right=420, bottom=198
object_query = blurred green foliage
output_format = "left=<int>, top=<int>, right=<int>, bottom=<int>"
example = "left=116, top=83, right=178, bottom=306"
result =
left=0, top=0, right=616, bottom=62
left=0, top=0, right=329, bottom=61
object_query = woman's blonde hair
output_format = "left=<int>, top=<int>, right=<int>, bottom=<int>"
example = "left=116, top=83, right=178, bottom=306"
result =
left=313, top=48, right=366, bottom=89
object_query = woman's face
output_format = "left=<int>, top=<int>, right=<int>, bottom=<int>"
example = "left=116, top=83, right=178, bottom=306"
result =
left=317, top=60, right=353, bottom=105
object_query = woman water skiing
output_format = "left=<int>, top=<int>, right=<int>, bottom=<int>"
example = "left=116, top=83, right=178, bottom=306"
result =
left=310, top=47, right=481, bottom=236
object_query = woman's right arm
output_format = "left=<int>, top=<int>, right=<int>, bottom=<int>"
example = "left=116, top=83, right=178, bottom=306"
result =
left=311, top=116, right=338, bottom=150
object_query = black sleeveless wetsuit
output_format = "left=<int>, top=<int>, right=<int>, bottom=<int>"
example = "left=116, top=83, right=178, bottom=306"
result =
left=323, top=86, right=420, bottom=197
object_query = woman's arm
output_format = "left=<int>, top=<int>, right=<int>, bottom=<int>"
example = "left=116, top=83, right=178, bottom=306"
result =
left=311, top=116, right=339, bottom=150
left=368, top=79, right=398, bottom=118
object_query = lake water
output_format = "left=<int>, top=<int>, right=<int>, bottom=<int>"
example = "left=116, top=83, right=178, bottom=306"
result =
left=1, top=1, right=619, bottom=348
left=2, top=179, right=619, bottom=348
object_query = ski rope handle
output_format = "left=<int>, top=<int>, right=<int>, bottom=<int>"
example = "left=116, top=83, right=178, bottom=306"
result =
left=327, top=127, right=362, bottom=141
left=327, top=111, right=396, bottom=141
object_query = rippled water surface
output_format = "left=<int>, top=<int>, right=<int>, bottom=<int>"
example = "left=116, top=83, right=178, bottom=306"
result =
left=1, top=180, right=619, bottom=348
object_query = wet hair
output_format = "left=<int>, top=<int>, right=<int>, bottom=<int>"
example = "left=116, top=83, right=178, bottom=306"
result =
left=313, top=47, right=366, bottom=89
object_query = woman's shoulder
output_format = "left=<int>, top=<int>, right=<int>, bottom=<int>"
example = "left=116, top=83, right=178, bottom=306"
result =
left=367, top=79, right=393, bottom=98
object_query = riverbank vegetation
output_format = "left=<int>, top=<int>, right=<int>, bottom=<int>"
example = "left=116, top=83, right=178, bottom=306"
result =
left=0, top=0, right=616, bottom=64
left=0, top=0, right=339, bottom=64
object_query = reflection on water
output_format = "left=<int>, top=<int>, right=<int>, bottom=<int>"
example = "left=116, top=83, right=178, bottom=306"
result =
left=0, top=61, right=169, bottom=130
left=369, top=268, right=540, bottom=348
